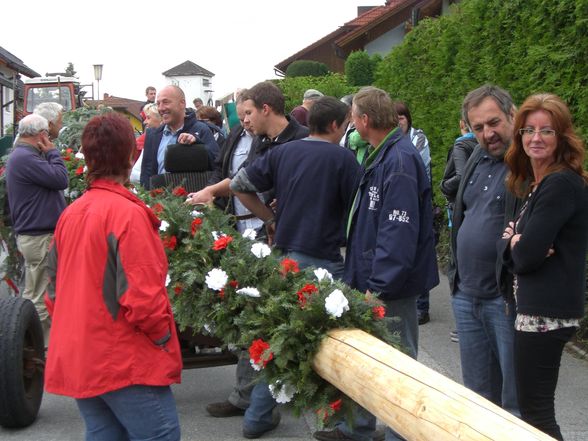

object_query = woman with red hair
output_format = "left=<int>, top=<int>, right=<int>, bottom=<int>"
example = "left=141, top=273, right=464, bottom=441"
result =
left=500, top=93, right=588, bottom=440
left=45, top=112, right=182, bottom=440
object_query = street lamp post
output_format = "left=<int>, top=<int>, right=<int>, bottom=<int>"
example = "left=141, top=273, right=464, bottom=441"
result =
left=93, top=64, right=103, bottom=101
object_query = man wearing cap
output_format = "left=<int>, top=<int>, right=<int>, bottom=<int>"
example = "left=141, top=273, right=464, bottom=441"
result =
left=290, top=89, right=323, bottom=127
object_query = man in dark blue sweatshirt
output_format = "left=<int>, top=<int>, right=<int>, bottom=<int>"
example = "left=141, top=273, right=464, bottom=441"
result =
left=6, top=113, right=68, bottom=344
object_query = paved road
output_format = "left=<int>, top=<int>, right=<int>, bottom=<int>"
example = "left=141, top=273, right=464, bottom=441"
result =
left=1, top=276, right=587, bottom=440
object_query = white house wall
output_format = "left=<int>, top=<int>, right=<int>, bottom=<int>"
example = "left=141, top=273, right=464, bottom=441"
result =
left=164, top=74, right=214, bottom=106
left=364, top=22, right=406, bottom=57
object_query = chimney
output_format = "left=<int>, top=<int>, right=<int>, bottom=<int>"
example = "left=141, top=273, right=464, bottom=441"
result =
left=357, top=6, right=378, bottom=16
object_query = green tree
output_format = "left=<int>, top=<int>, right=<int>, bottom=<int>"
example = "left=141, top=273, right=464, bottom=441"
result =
left=285, top=60, right=330, bottom=78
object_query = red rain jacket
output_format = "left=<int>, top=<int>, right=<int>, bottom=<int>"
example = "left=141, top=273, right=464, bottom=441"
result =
left=45, top=179, right=181, bottom=398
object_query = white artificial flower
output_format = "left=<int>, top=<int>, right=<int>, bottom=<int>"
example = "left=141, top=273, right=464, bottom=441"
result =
left=269, top=381, right=296, bottom=404
left=74, top=152, right=84, bottom=159
left=205, top=268, right=228, bottom=291
left=64, top=188, right=70, bottom=197
left=83, top=165, right=88, bottom=172
left=250, top=359, right=263, bottom=371
left=242, top=228, right=257, bottom=240
left=190, top=210, right=203, bottom=218
left=251, top=242, right=271, bottom=258
left=131, top=187, right=138, bottom=194
left=325, top=289, right=350, bottom=318
left=236, top=287, right=261, bottom=298
left=314, top=268, right=334, bottom=283
left=69, top=190, right=79, bottom=198
left=159, top=220, right=170, bottom=232
left=212, top=231, right=221, bottom=240
left=165, top=273, right=171, bottom=287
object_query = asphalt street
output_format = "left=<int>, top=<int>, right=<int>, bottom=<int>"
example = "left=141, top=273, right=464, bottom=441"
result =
left=1, top=275, right=587, bottom=441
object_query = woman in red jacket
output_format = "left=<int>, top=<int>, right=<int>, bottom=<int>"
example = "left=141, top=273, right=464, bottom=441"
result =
left=45, top=112, right=182, bottom=440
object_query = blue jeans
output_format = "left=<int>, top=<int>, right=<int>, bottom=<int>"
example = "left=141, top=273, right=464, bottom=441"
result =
left=243, top=381, right=278, bottom=433
left=76, top=385, right=180, bottom=441
left=451, top=290, right=519, bottom=415
left=284, top=250, right=345, bottom=280
left=335, top=295, right=419, bottom=441
left=228, top=349, right=257, bottom=409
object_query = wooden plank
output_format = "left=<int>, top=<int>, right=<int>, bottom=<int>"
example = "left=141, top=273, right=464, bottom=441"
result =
left=312, top=329, right=555, bottom=441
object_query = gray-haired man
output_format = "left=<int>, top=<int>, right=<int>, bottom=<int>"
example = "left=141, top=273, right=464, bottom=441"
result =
left=6, top=113, right=68, bottom=344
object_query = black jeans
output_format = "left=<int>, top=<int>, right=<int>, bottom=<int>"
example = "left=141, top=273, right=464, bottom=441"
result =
left=514, top=327, right=574, bottom=441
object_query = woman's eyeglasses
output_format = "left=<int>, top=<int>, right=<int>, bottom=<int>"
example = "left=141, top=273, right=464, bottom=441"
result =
left=519, top=128, right=556, bottom=138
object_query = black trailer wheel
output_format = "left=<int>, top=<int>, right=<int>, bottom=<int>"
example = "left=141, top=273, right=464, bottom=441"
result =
left=0, top=296, right=45, bottom=428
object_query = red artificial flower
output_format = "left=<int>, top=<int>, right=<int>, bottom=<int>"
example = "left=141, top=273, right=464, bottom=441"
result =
left=191, top=217, right=203, bottom=236
left=152, top=203, right=164, bottom=214
left=316, top=398, right=343, bottom=423
left=66, top=148, right=73, bottom=154
left=173, top=283, right=183, bottom=296
left=372, top=306, right=386, bottom=320
left=229, top=280, right=239, bottom=289
left=75, top=166, right=84, bottom=175
left=280, top=258, right=299, bottom=276
left=249, top=338, right=273, bottom=368
left=329, top=398, right=342, bottom=412
left=150, top=188, right=164, bottom=197
left=162, top=235, right=177, bottom=250
left=63, top=155, right=71, bottom=161
left=219, top=288, right=225, bottom=299
left=172, top=186, right=188, bottom=197
left=296, top=283, right=318, bottom=308
left=212, top=235, right=233, bottom=251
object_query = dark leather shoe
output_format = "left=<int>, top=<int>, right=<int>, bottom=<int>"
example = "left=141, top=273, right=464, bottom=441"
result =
left=242, top=410, right=281, bottom=439
left=205, top=400, right=246, bottom=417
left=313, top=428, right=354, bottom=440
left=418, top=312, right=430, bottom=325
left=313, top=427, right=384, bottom=441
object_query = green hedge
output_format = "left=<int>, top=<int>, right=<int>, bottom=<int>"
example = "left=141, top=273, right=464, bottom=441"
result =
left=285, top=60, right=330, bottom=78
left=374, top=0, right=588, bottom=208
left=275, top=74, right=356, bottom=114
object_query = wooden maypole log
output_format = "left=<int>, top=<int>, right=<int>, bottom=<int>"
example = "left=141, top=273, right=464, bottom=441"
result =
left=312, top=329, right=555, bottom=441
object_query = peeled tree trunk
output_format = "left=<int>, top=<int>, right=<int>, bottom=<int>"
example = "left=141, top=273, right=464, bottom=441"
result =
left=312, top=329, right=555, bottom=441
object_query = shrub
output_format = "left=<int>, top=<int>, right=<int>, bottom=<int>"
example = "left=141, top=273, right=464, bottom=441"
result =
left=345, top=51, right=382, bottom=87
left=286, top=60, right=330, bottom=78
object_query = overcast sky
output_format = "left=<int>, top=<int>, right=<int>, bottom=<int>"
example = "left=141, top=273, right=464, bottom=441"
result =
left=3, top=0, right=379, bottom=102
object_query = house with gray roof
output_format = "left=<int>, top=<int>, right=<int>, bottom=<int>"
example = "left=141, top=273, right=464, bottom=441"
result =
left=163, top=60, right=215, bottom=107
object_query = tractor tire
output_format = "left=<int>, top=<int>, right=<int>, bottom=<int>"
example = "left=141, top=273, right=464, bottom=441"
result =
left=0, top=296, right=45, bottom=428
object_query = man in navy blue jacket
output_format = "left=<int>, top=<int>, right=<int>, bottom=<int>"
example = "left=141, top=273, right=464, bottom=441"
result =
left=6, top=113, right=68, bottom=344
left=140, top=85, right=219, bottom=189
left=314, top=87, right=439, bottom=441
